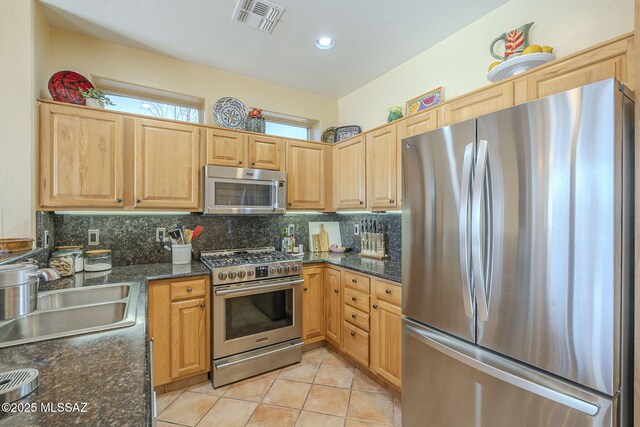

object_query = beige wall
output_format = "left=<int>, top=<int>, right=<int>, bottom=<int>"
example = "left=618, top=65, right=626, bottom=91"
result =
left=45, top=29, right=339, bottom=138
left=338, top=0, right=635, bottom=129
left=0, top=0, right=46, bottom=239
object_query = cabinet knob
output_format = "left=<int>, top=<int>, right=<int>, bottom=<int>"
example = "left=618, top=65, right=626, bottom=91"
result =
left=252, top=161, right=256, bottom=165
left=351, top=313, right=356, bottom=319
left=187, top=287, right=193, bottom=293
left=385, top=289, right=392, bottom=294
left=199, top=303, right=205, bottom=309
left=334, top=289, right=339, bottom=293
left=350, top=331, right=356, bottom=337
left=351, top=278, right=357, bottom=283
left=389, top=199, right=395, bottom=203
left=116, top=198, right=122, bottom=203
left=288, top=202, right=292, bottom=206
left=136, top=198, right=141, bottom=203
left=373, top=304, right=378, bottom=309
left=304, top=287, right=308, bottom=291
left=238, top=160, right=243, bottom=164
left=359, top=200, right=364, bottom=205
left=351, top=296, right=357, bottom=301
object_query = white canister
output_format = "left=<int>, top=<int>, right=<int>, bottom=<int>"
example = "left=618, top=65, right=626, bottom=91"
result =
left=172, top=244, right=192, bottom=265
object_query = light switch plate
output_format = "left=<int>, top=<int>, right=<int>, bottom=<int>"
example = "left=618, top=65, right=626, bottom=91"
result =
left=88, top=229, right=99, bottom=246
left=354, top=224, right=360, bottom=235
left=156, top=228, right=166, bottom=243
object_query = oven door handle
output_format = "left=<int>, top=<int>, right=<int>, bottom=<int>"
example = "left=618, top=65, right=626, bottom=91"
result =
left=215, top=340, right=304, bottom=370
left=214, top=278, right=304, bottom=297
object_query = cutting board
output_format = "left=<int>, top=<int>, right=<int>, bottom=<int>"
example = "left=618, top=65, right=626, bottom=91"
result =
left=308, top=222, right=342, bottom=252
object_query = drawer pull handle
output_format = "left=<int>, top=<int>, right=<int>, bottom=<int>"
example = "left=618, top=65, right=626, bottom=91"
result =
left=351, top=278, right=357, bottom=283
left=334, top=289, right=339, bottom=293
left=116, top=198, right=122, bottom=203
left=351, top=313, right=356, bottom=319
left=304, top=287, right=308, bottom=291
left=373, top=304, right=378, bottom=309
left=199, top=303, right=205, bottom=309
left=187, top=287, right=193, bottom=293
left=238, top=160, right=243, bottom=164
left=351, top=296, right=357, bottom=302
left=350, top=331, right=356, bottom=337
left=385, top=289, right=392, bottom=294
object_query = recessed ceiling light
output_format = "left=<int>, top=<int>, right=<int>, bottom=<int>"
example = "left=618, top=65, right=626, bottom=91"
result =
left=315, top=36, right=335, bottom=50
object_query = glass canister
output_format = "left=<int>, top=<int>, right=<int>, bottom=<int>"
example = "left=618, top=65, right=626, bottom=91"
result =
left=49, top=250, right=76, bottom=277
left=84, top=250, right=112, bottom=272
left=55, top=245, right=84, bottom=272
left=387, top=106, right=404, bottom=123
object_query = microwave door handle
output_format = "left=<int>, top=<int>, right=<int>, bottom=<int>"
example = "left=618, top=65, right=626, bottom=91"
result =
left=273, top=181, right=280, bottom=210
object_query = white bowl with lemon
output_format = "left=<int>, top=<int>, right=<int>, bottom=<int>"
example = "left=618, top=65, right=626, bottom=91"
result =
left=487, top=45, right=555, bottom=82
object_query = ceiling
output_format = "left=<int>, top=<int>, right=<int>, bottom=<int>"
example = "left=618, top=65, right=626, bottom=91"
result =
left=38, top=0, right=508, bottom=98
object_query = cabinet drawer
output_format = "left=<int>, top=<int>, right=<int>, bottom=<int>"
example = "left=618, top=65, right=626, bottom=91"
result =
left=344, top=305, right=369, bottom=332
left=344, top=288, right=370, bottom=313
left=344, top=271, right=370, bottom=293
left=343, top=321, right=369, bottom=366
left=171, top=278, right=206, bottom=300
left=374, top=280, right=401, bottom=306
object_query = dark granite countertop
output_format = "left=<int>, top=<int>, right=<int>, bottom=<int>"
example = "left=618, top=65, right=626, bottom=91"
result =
left=0, top=262, right=209, bottom=426
left=301, top=252, right=402, bottom=284
left=0, top=248, right=44, bottom=266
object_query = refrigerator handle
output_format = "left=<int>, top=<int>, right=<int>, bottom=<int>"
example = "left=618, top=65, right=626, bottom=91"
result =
left=458, top=143, right=474, bottom=318
left=404, top=323, right=600, bottom=416
left=472, top=139, right=490, bottom=321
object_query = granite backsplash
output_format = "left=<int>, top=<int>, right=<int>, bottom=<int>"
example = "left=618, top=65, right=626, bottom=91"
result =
left=48, top=212, right=401, bottom=266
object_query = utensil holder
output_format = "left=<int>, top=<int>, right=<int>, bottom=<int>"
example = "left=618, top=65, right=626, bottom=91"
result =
left=172, top=244, right=192, bottom=265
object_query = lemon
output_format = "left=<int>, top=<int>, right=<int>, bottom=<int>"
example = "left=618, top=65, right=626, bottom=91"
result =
left=488, top=61, right=501, bottom=72
left=542, top=45, right=553, bottom=53
left=522, top=45, right=543, bottom=55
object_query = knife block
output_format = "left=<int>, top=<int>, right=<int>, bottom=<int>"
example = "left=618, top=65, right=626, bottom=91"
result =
left=358, top=232, right=389, bottom=260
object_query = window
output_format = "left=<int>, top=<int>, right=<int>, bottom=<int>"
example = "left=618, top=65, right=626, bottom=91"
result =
left=265, top=121, right=310, bottom=139
left=104, top=93, right=201, bottom=123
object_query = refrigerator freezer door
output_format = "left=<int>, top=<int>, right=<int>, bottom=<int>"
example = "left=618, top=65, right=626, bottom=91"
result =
left=402, top=120, right=476, bottom=342
left=403, top=319, right=618, bottom=427
left=475, top=79, right=626, bottom=396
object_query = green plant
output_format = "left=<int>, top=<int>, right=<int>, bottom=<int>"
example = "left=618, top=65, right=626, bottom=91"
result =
left=79, top=88, right=115, bottom=106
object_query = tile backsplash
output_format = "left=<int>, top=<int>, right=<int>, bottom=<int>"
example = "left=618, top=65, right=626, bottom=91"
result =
left=46, top=212, right=402, bottom=266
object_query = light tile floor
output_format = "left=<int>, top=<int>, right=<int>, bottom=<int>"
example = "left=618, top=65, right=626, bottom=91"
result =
left=157, top=346, right=401, bottom=427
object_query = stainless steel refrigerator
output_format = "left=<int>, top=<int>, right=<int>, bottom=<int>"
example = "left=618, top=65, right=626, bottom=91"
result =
left=401, top=78, right=634, bottom=427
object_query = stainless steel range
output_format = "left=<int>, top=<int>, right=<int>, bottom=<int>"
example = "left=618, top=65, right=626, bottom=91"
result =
left=201, top=247, right=303, bottom=387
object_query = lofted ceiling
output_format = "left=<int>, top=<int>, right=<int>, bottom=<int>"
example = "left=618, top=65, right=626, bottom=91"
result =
left=38, top=0, right=508, bottom=98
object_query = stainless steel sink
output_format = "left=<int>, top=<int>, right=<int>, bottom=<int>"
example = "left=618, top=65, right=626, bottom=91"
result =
left=37, top=283, right=130, bottom=310
left=0, top=283, right=139, bottom=348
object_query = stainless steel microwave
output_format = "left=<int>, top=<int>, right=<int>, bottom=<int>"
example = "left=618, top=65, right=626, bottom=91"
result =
left=204, top=165, right=286, bottom=214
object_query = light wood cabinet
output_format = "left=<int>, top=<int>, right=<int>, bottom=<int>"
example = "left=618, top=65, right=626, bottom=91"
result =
left=39, top=103, right=125, bottom=209
left=398, top=107, right=441, bottom=138
left=148, top=276, right=210, bottom=387
left=287, top=141, right=326, bottom=210
left=343, top=321, right=369, bottom=366
left=371, top=296, right=402, bottom=389
left=443, top=82, right=514, bottom=126
left=249, top=134, right=283, bottom=170
left=334, top=136, right=366, bottom=209
left=206, top=128, right=247, bottom=167
left=324, top=267, right=342, bottom=347
left=134, top=118, right=201, bottom=210
left=302, top=266, right=325, bottom=343
left=170, top=297, right=207, bottom=378
left=366, top=125, right=397, bottom=210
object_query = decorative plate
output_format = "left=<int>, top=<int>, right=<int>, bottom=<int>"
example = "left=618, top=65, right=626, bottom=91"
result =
left=213, top=97, right=249, bottom=130
left=48, top=71, right=95, bottom=105
left=321, top=127, right=336, bottom=144
left=487, top=53, right=556, bottom=82
left=335, top=125, right=361, bottom=142
left=405, top=87, right=442, bottom=116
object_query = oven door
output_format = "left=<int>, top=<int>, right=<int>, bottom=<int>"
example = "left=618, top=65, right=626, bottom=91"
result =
left=213, top=277, right=302, bottom=359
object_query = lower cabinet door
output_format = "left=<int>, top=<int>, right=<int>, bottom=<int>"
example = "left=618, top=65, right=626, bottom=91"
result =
left=371, top=299, right=402, bottom=388
left=324, top=268, right=342, bottom=346
left=170, top=298, right=207, bottom=378
left=342, top=321, right=369, bottom=366
left=302, top=267, right=325, bottom=342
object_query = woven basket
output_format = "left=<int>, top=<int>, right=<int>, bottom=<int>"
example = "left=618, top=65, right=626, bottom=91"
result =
left=0, top=238, right=34, bottom=253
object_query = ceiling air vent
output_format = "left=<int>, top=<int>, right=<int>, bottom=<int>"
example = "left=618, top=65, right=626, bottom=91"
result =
left=232, top=0, right=285, bottom=33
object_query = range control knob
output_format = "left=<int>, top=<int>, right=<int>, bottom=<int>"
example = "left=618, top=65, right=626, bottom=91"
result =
left=270, top=267, right=276, bottom=274
left=237, top=271, right=246, bottom=279
left=247, top=270, right=255, bottom=277
left=292, top=264, right=299, bottom=272
left=218, top=272, right=228, bottom=281
left=277, top=266, right=284, bottom=274
left=285, top=265, right=291, bottom=273
left=228, top=271, right=237, bottom=280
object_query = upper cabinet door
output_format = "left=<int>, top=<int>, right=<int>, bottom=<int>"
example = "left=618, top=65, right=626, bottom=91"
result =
left=443, top=82, right=514, bottom=126
left=286, top=141, right=326, bottom=210
left=398, top=108, right=440, bottom=139
left=40, top=104, right=125, bottom=209
left=249, top=135, right=283, bottom=170
left=134, top=118, right=201, bottom=210
left=206, top=128, right=247, bottom=167
left=334, top=136, right=366, bottom=209
left=366, top=126, right=397, bottom=210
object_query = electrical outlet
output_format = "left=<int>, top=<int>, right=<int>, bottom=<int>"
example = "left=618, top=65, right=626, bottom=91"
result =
left=156, top=228, right=166, bottom=243
left=43, top=230, right=50, bottom=248
left=354, top=224, right=360, bottom=235
left=287, top=224, right=295, bottom=235
left=88, top=229, right=99, bottom=246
